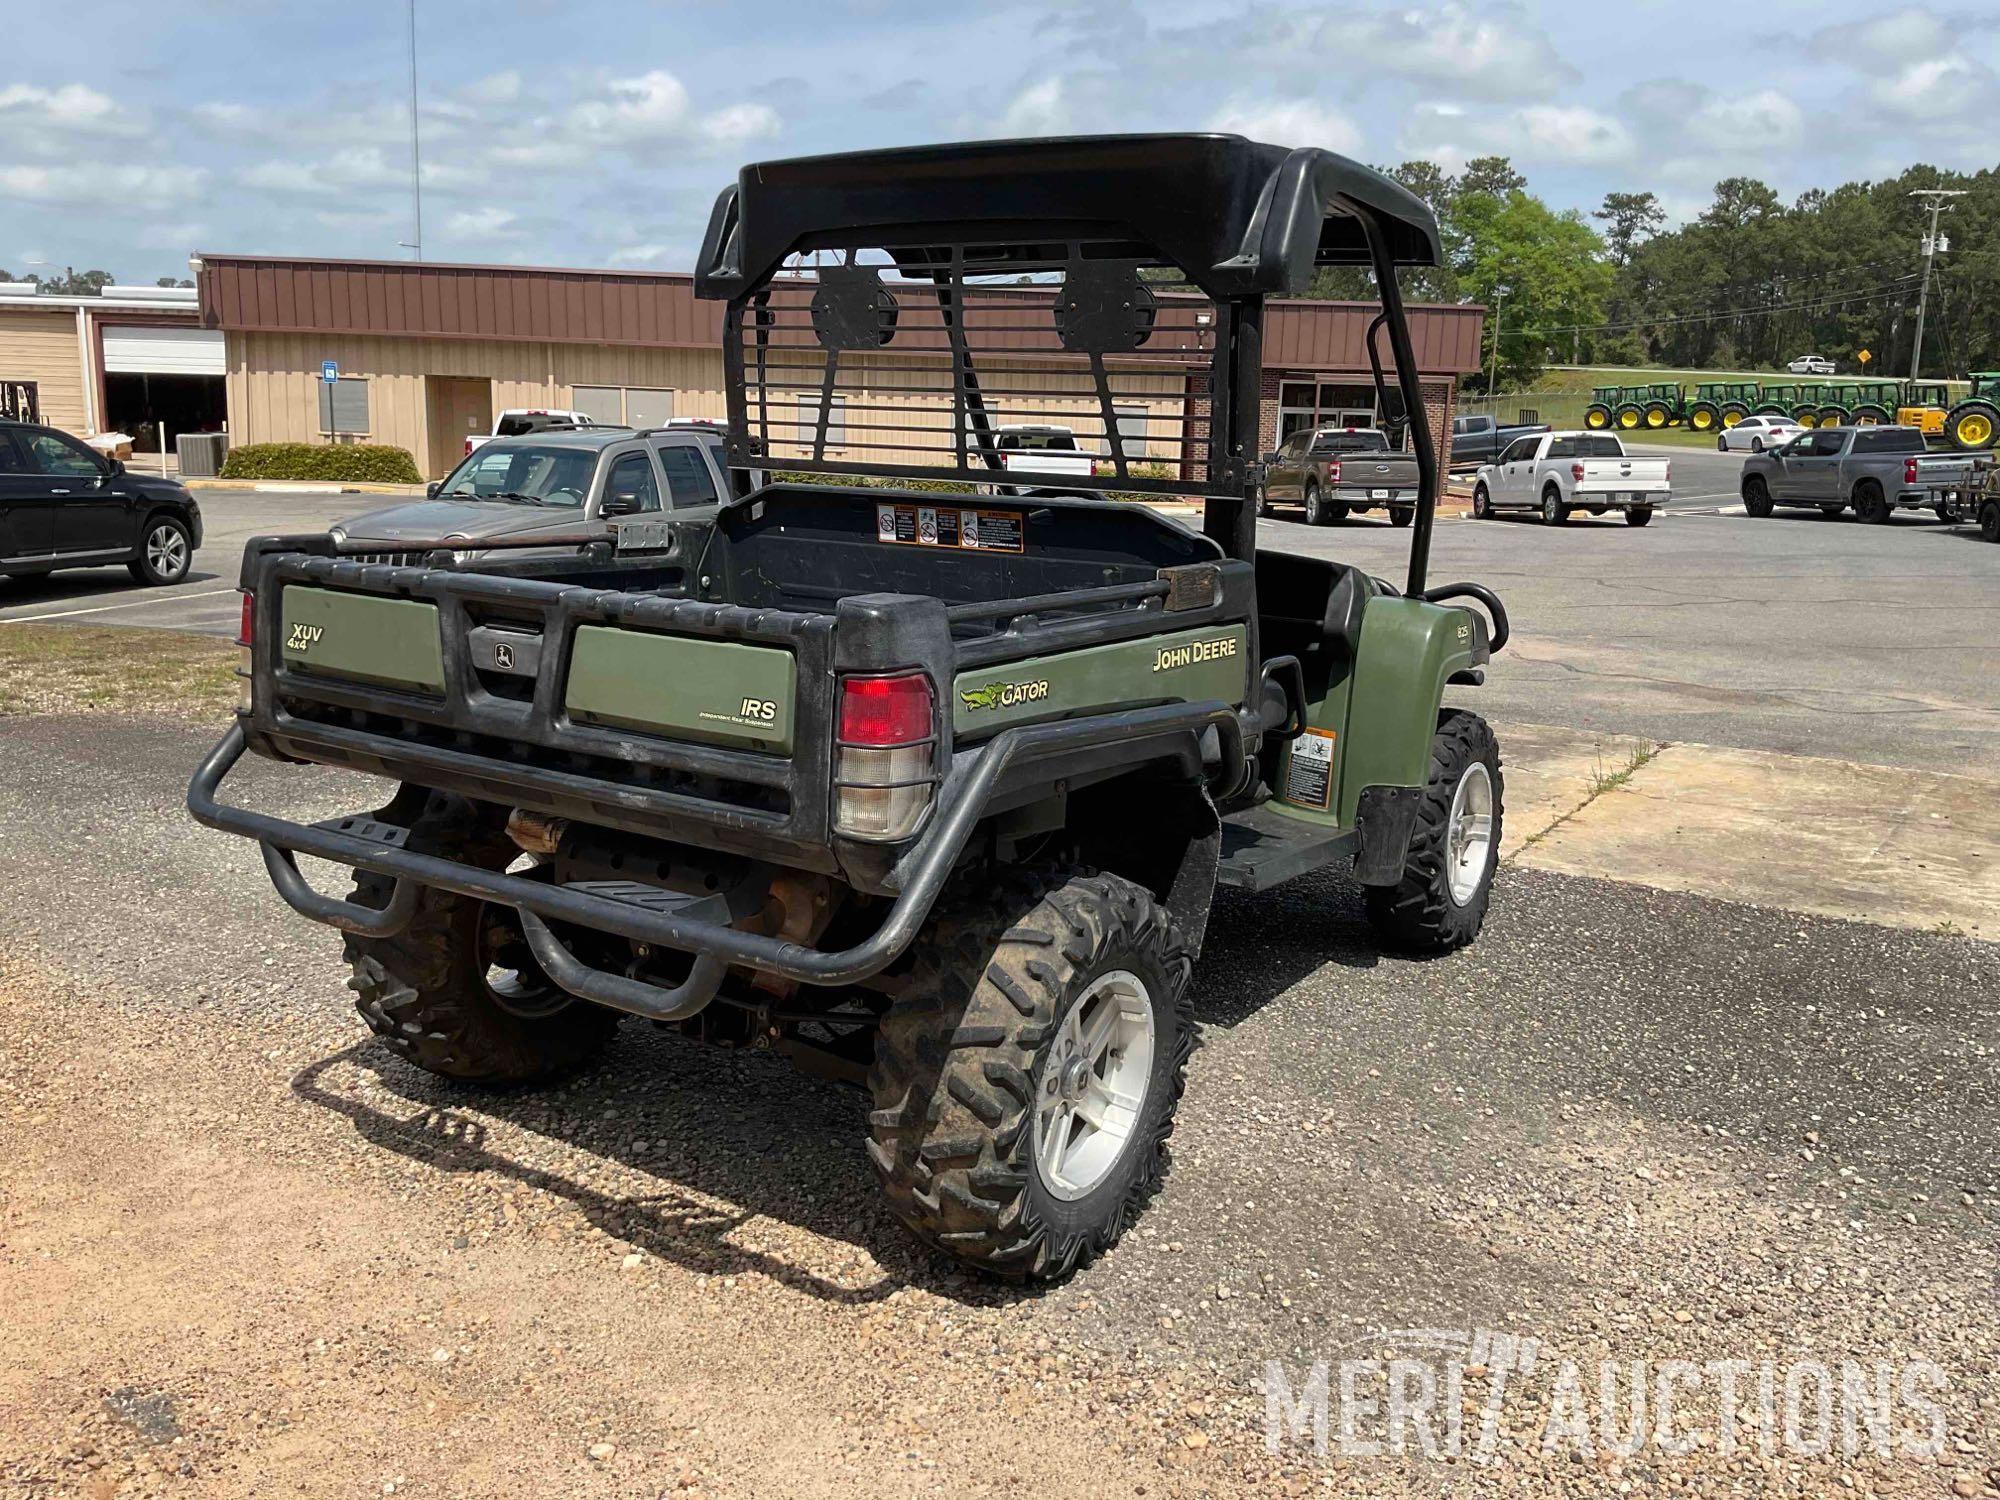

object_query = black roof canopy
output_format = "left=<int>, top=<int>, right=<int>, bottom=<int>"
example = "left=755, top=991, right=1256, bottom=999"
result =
left=694, top=133, right=1441, bottom=302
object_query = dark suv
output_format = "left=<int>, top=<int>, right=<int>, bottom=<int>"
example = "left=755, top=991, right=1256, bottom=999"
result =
left=0, top=419, right=203, bottom=585
left=330, top=426, right=746, bottom=558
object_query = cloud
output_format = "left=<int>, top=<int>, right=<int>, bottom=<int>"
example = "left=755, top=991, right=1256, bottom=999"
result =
left=1685, top=89, right=1804, bottom=150
left=463, top=71, right=522, bottom=106
left=446, top=206, right=520, bottom=238
left=0, top=161, right=206, bottom=208
left=606, top=243, right=673, bottom=265
left=1000, top=78, right=1069, bottom=136
left=698, top=102, right=781, bottom=149
left=0, top=82, right=124, bottom=129
left=1515, top=105, right=1634, bottom=165
left=1870, top=57, right=1991, bottom=120
left=1200, top=3, right=1574, bottom=101
left=1208, top=99, right=1362, bottom=155
left=1813, top=8, right=1949, bottom=62
left=570, top=70, right=690, bottom=142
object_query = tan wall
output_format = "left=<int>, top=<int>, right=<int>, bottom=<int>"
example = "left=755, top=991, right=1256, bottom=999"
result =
left=226, top=332, right=730, bottom=474
left=0, top=306, right=89, bottom=435
left=226, top=332, right=1188, bottom=477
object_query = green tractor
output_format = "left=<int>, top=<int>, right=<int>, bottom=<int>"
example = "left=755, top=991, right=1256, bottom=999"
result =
left=1839, top=381, right=1904, bottom=426
left=1753, top=384, right=1811, bottom=423
left=1944, top=373, right=2000, bottom=452
left=1583, top=382, right=1684, bottom=432
left=1686, top=381, right=1760, bottom=432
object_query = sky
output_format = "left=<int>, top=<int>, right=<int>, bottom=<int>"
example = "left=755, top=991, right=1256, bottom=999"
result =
left=2, top=0, right=1996, bottom=284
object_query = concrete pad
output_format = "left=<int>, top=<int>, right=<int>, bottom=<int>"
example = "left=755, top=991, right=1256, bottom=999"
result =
left=1489, top=719, right=1662, bottom=857
left=1516, top=739, right=2000, bottom=937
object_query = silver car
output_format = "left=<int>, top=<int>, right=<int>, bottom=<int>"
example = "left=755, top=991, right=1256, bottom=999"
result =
left=331, top=427, right=738, bottom=560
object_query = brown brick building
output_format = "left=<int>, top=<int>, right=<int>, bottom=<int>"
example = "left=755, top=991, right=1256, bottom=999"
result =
left=187, top=254, right=1483, bottom=479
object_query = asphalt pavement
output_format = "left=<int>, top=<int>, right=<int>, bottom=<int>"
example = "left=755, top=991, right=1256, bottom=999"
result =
left=3, top=471, right=1994, bottom=774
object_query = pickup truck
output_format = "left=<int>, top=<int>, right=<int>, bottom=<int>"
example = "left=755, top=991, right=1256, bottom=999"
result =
left=1739, top=425, right=1987, bottom=523
left=1451, top=413, right=1549, bottom=467
left=1258, top=426, right=1419, bottom=526
left=1471, top=431, right=1669, bottom=526
left=463, top=408, right=613, bottom=459
left=990, top=424, right=1095, bottom=494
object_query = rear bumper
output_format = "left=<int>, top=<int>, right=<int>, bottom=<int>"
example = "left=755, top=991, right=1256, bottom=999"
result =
left=190, top=700, right=1242, bottom=987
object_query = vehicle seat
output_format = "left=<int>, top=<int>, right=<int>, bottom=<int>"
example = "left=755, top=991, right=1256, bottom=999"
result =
left=1254, top=550, right=1376, bottom=695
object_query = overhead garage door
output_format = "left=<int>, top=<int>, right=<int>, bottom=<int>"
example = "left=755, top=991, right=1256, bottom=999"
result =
left=102, top=325, right=226, bottom=376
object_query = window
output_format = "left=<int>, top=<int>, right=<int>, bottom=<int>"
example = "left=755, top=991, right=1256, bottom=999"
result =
left=1854, top=427, right=1921, bottom=453
left=1104, top=405, right=1149, bottom=459
left=318, top=376, right=370, bottom=435
left=1310, top=430, right=1386, bottom=455
left=602, top=453, right=662, bottom=513
left=0, top=431, right=26, bottom=473
left=794, top=395, right=847, bottom=450
left=23, top=430, right=103, bottom=476
left=1809, top=431, right=1845, bottom=457
left=439, top=444, right=597, bottom=506
left=0, top=379, right=38, bottom=423
left=654, top=443, right=720, bottom=508
left=1500, top=437, right=1539, bottom=464
left=570, top=386, right=675, bottom=428
left=1546, top=437, right=1573, bottom=459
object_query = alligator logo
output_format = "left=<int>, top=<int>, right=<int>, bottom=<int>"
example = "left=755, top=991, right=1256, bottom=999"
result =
left=960, top=679, right=1049, bottom=712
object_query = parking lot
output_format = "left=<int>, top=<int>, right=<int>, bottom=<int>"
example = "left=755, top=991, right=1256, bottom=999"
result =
left=1, top=470, right=1996, bottom=1497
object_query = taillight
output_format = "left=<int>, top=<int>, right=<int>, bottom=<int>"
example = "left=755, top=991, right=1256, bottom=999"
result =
left=464, top=438, right=474, bottom=456
left=834, top=673, right=936, bottom=841
left=235, top=591, right=254, bottom=713
left=1326, top=460, right=1341, bottom=482
left=1905, top=457, right=1919, bottom=484
left=1570, top=462, right=1585, bottom=483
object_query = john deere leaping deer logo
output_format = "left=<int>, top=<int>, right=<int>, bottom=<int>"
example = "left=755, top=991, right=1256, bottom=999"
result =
left=960, top=678, right=1049, bottom=712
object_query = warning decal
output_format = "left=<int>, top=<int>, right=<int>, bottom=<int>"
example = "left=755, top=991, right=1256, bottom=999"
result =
left=874, top=503, right=1024, bottom=554
left=1282, top=727, right=1338, bottom=811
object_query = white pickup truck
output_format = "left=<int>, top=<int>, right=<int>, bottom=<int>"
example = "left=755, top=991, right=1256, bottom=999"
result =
left=1472, top=430, right=1670, bottom=527
left=990, top=423, right=1095, bottom=493
left=462, top=408, right=610, bottom=460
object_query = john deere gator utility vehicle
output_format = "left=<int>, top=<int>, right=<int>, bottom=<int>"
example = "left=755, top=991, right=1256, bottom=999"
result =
left=188, top=134, right=1510, bottom=1281
left=1945, top=373, right=2000, bottom=452
left=1687, top=382, right=1760, bottom=431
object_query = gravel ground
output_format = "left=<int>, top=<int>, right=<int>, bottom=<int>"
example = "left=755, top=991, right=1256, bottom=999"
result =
left=1, top=709, right=1996, bottom=1497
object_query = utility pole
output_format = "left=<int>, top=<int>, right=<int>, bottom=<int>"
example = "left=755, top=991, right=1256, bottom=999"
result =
left=1488, top=283, right=1510, bottom=396
left=1908, top=189, right=1965, bottom=379
left=403, top=0, right=424, bottom=261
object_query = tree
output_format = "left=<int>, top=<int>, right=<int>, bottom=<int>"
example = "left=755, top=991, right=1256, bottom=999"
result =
left=1457, top=156, right=1527, bottom=201
left=156, top=275, right=193, bottom=289
left=1593, top=191, right=1665, bottom=265
left=1453, top=188, right=1611, bottom=389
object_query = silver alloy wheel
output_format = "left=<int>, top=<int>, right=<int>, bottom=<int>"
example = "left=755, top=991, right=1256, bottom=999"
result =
left=146, top=524, right=188, bottom=579
left=1032, top=969, right=1155, bottom=1201
left=1444, top=761, right=1496, bottom=906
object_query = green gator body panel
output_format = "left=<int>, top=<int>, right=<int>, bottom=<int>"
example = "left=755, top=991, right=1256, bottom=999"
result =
left=565, top=625, right=797, bottom=754
left=280, top=586, right=445, bottom=694
left=1268, top=596, right=1478, bottom=828
left=952, top=624, right=1249, bottom=738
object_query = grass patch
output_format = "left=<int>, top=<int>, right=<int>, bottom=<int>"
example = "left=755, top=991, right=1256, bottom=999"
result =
left=0, top=624, right=238, bottom=720
left=1584, top=743, right=1661, bottom=799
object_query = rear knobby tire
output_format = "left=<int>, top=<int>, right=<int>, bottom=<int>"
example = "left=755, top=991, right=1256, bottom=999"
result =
left=866, top=868, right=1193, bottom=1281
left=1364, top=710, right=1503, bottom=954
left=343, top=792, right=618, bottom=1082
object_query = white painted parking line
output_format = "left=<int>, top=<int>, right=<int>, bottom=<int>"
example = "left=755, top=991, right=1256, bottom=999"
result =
left=0, top=587, right=236, bottom=624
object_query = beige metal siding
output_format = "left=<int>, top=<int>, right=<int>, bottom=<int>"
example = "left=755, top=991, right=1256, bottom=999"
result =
left=226, top=332, right=729, bottom=467
left=0, top=307, right=88, bottom=435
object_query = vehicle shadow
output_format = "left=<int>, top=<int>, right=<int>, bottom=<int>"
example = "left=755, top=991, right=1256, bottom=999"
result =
left=1191, top=872, right=1388, bottom=1027
left=289, top=1036, right=1033, bottom=1309
left=0, top=567, right=224, bottom=607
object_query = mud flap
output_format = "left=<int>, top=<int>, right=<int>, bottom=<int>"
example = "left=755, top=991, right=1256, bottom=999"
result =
left=1352, top=784, right=1424, bottom=886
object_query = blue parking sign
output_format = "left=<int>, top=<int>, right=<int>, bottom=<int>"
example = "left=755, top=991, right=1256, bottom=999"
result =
left=321, top=360, right=339, bottom=383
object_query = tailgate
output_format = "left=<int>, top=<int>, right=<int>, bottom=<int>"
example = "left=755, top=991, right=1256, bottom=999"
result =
left=1574, top=459, right=1668, bottom=492
left=258, top=556, right=833, bottom=857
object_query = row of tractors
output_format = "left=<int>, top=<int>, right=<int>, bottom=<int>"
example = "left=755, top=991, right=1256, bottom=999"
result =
left=1582, top=376, right=2000, bottom=451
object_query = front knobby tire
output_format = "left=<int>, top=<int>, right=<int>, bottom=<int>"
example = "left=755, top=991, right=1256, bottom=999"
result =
left=866, top=868, right=1193, bottom=1281
left=344, top=793, right=618, bottom=1082
left=1365, top=710, right=1503, bottom=954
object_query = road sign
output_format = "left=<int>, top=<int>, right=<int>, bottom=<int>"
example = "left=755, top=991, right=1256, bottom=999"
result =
left=320, top=360, right=339, bottom=383
left=1857, top=349, right=1872, bottom=367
